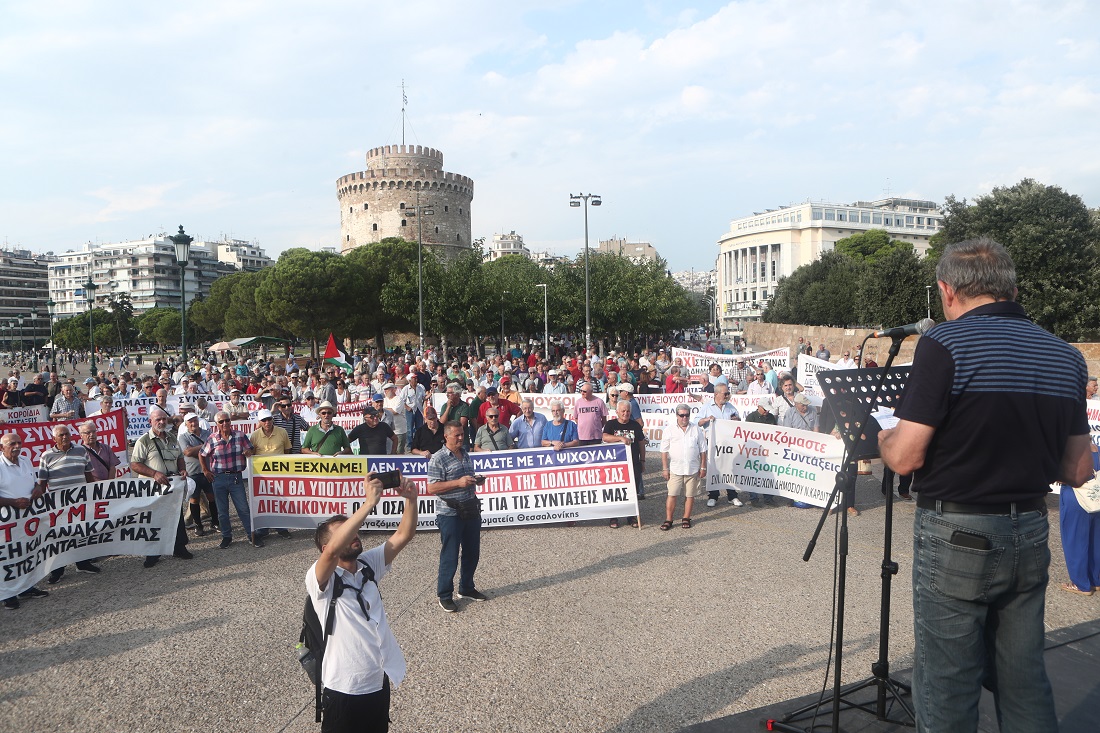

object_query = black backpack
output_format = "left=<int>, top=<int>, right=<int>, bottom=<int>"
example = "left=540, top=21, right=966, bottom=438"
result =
left=298, top=558, right=376, bottom=722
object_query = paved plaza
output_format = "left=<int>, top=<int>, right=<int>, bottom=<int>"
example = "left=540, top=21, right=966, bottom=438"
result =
left=1, top=463, right=1094, bottom=733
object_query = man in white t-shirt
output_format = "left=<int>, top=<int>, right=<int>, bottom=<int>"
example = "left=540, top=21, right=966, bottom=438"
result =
left=307, top=473, right=419, bottom=731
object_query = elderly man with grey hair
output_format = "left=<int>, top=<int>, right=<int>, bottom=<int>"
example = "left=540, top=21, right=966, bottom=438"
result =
left=200, top=410, right=258, bottom=549
left=131, top=407, right=193, bottom=567
left=38, top=424, right=100, bottom=583
left=508, top=397, right=547, bottom=449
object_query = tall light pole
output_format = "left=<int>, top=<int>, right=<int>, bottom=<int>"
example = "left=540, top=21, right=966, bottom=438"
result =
left=407, top=193, right=434, bottom=355
left=925, top=285, right=932, bottom=320
left=46, top=299, right=56, bottom=372
left=536, top=283, right=548, bottom=355
left=29, top=308, right=37, bottom=372
left=85, top=278, right=99, bottom=375
left=170, top=226, right=193, bottom=366
left=16, top=315, right=24, bottom=363
left=500, top=290, right=510, bottom=355
left=569, top=193, right=601, bottom=354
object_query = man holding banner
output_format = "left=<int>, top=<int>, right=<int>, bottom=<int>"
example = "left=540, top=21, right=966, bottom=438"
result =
left=40, top=425, right=101, bottom=582
left=132, top=409, right=194, bottom=566
left=696, top=384, right=743, bottom=508
left=1, top=434, right=49, bottom=609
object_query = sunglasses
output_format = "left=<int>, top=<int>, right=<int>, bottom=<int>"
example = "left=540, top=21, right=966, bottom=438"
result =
left=260, top=417, right=272, bottom=422
left=677, top=413, right=690, bottom=418
left=216, top=419, right=231, bottom=424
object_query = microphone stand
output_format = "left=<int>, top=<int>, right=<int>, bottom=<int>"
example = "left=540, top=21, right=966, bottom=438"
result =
left=775, top=334, right=912, bottom=732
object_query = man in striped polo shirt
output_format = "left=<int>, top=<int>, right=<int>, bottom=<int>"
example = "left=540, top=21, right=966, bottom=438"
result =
left=39, top=424, right=98, bottom=583
left=879, top=238, right=1094, bottom=732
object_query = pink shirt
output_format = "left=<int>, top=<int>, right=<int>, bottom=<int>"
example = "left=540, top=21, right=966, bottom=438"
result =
left=572, top=396, right=609, bottom=441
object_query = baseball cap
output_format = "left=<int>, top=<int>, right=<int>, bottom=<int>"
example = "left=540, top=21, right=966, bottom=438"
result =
left=620, top=383, right=634, bottom=393
left=372, top=393, right=384, bottom=401
left=793, top=393, right=812, bottom=406
left=486, top=386, right=498, bottom=395
left=184, top=412, right=200, bottom=422
left=382, top=382, right=395, bottom=390
left=256, top=409, right=273, bottom=420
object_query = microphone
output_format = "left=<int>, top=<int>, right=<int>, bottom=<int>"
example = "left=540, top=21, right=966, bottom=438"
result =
left=871, top=318, right=935, bottom=339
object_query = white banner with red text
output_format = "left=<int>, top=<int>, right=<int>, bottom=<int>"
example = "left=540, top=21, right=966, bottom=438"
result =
left=0, top=405, right=48, bottom=424
left=248, top=445, right=639, bottom=531
left=0, top=478, right=185, bottom=597
left=671, top=346, right=790, bottom=376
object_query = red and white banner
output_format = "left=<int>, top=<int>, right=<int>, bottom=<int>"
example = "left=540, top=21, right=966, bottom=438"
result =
left=671, top=346, right=790, bottom=376
left=7, top=408, right=130, bottom=473
left=0, top=405, right=48, bottom=424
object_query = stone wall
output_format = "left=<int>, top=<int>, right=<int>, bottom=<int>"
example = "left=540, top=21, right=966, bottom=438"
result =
left=746, top=322, right=1100, bottom=375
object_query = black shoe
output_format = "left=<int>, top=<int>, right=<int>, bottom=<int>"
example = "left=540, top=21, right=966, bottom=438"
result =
left=277, top=529, right=292, bottom=539
left=173, top=548, right=194, bottom=560
left=194, top=524, right=206, bottom=537
left=456, top=589, right=489, bottom=602
left=143, top=556, right=160, bottom=568
left=3, top=598, right=18, bottom=610
left=637, top=493, right=646, bottom=500
left=76, top=561, right=101, bottom=574
left=219, top=538, right=232, bottom=549
left=18, top=587, right=48, bottom=599
left=438, top=597, right=458, bottom=613
left=250, top=535, right=264, bottom=548
left=47, top=568, right=64, bottom=585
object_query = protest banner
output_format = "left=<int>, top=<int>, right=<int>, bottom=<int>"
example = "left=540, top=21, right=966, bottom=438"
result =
left=706, top=420, right=843, bottom=508
left=7, top=408, right=130, bottom=473
left=796, top=353, right=833, bottom=406
left=0, top=477, right=185, bottom=597
left=0, top=405, right=48, bottom=424
left=249, top=444, right=638, bottom=531
left=671, top=346, right=790, bottom=376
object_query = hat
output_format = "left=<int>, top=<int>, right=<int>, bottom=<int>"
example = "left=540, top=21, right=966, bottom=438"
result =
left=84, top=377, right=96, bottom=384
left=184, top=412, right=200, bottom=422
left=620, top=382, right=634, bottom=393
left=736, top=357, right=745, bottom=363
left=178, top=403, right=194, bottom=412
left=363, top=406, right=379, bottom=416
left=548, top=369, right=559, bottom=376
left=256, top=409, right=273, bottom=420
left=501, top=378, right=511, bottom=385
left=303, top=390, right=315, bottom=399
left=316, top=401, right=336, bottom=412
left=486, top=386, right=499, bottom=395
left=230, top=388, right=241, bottom=394
left=7, top=377, right=18, bottom=384
left=382, top=382, right=395, bottom=390
left=371, top=393, right=384, bottom=401
left=793, top=393, right=812, bottom=406
left=756, top=396, right=774, bottom=411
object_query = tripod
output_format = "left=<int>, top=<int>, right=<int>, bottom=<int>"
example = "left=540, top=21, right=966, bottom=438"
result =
left=773, top=336, right=914, bottom=732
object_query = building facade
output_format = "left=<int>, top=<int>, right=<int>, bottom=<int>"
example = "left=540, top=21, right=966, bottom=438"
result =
left=0, top=249, right=55, bottom=350
left=597, top=237, right=660, bottom=263
left=715, top=197, right=942, bottom=330
left=336, top=144, right=474, bottom=259
left=48, top=235, right=271, bottom=319
left=485, top=231, right=530, bottom=261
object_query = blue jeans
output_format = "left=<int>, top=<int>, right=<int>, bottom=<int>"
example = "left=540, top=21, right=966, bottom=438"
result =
left=213, top=473, right=253, bottom=540
left=436, top=513, right=481, bottom=599
left=405, top=408, right=423, bottom=442
left=912, top=504, right=1055, bottom=733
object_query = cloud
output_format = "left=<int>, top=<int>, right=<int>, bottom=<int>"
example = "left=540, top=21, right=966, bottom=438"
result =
left=89, top=183, right=178, bottom=223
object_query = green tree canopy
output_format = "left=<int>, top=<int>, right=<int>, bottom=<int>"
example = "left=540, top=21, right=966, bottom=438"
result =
left=256, top=249, right=359, bottom=357
left=835, top=229, right=909, bottom=263
left=764, top=251, right=867, bottom=327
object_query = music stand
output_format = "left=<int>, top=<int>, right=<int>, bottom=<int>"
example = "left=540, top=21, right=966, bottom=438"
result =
left=774, top=338, right=914, bottom=732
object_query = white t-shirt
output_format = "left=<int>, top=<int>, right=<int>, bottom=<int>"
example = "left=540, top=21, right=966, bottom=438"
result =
left=305, top=544, right=405, bottom=695
left=0, top=453, right=36, bottom=500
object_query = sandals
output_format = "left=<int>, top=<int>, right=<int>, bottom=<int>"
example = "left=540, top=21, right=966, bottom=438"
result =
left=1060, top=582, right=1095, bottom=596
left=681, top=517, right=692, bottom=529
left=609, top=519, right=619, bottom=529
left=659, top=520, right=674, bottom=531
left=629, top=518, right=638, bottom=528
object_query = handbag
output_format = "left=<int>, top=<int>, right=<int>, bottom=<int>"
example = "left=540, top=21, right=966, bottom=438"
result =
left=1073, top=476, right=1100, bottom=513
left=444, top=496, right=482, bottom=520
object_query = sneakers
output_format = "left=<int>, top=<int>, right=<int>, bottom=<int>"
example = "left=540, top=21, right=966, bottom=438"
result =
left=173, top=548, right=194, bottom=560
left=47, top=568, right=64, bottom=585
left=250, top=535, right=264, bottom=548
left=457, top=589, right=489, bottom=602
left=730, top=497, right=744, bottom=507
left=219, top=538, right=232, bottom=549
left=3, top=598, right=18, bottom=610
left=193, top=524, right=206, bottom=537
left=438, top=597, right=458, bottom=613
left=277, top=529, right=292, bottom=539
left=18, top=587, right=48, bottom=599
left=706, top=498, right=717, bottom=507
left=75, top=561, right=101, bottom=574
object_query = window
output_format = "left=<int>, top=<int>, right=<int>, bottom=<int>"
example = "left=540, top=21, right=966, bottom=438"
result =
left=812, top=208, right=823, bottom=220
left=349, top=207, right=353, bottom=214
left=372, top=223, right=378, bottom=231
left=872, top=213, right=882, bottom=224
left=346, top=235, right=350, bottom=242
left=837, top=211, right=847, bottom=222
left=444, top=206, right=449, bottom=212
left=363, top=203, right=368, bottom=210
left=435, top=226, right=439, bottom=234
left=905, top=216, right=914, bottom=226
left=771, top=261, right=777, bottom=279
left=399, top=202, right=405, bottom=209
left=824, top=209, right=835, bottom=221
left=401, top=219, right=407, bottom=227
left=860, top=211, right=870, bottom=223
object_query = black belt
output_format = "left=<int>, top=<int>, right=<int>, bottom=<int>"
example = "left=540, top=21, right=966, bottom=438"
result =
left=217, top=470, right=243, bottom=475
left=916, top=496, right=1047, bottom=515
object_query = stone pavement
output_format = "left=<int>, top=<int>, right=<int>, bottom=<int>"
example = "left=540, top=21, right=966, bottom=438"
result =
left=0, top=466, right=1095, bottom=733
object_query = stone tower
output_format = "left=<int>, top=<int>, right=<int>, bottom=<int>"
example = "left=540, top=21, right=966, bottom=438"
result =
left=337, top=144, right=474, bottom=258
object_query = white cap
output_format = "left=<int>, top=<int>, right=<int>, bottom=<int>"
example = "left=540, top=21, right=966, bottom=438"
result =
left=256, top=409, right=273, bottom=420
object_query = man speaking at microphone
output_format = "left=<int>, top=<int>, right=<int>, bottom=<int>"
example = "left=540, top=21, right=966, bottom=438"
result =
left=879, top=238, right=1093, bottom=732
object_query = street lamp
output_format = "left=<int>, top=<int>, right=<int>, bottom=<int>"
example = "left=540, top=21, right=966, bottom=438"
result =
left=169, top=225, right=193, bottom=365
left=16, top=315, right=23, bottom=364
left=569, top=193, right=601, bottom=354
left=46, top=299, right=56, bottom=372
left=85, top=278, right=99, bottom=375
left=30, top=307, right=38, bottom=372
left=406, top=193, right=434, bottom=355
left=925, top=284, right=932, bottom=320
left=501, top=291, right=510, bottom=355
left=535, top=283, right=548, bottom=355
left=5, top=321, right=12, bottom=359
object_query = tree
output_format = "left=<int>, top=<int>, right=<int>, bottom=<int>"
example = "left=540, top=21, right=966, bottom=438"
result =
left=53, top=309, right=112, bottom=351
left=105, top=292, right=137, bottom=348
left=190, top=272, right=245, bottom=339
left=835, top=229, right=908, bottom=263
left=343, top=238, right=429, bottom=348
left=855, top=245, right=933, bottom=327
left=136, top=308, right=178, bottom=349
left=764, top=251, right=867, bottom=326
left=937, top=179, right=1100, bottom=341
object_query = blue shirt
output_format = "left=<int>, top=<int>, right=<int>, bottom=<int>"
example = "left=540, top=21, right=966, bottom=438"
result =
left=508, top=412, right=547, bottom=449
left=543, top=419, right=578, bottom=444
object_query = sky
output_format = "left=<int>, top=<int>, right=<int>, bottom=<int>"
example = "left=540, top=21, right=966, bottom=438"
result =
left=2, top=0, right=1099, bottom=272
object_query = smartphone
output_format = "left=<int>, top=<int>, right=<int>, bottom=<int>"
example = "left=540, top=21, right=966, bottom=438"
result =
left=949, top=530, right=991, bottom=551
left=474, top=475, right=487, bottom=485
left=373, top=470, right=401, bottom=489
